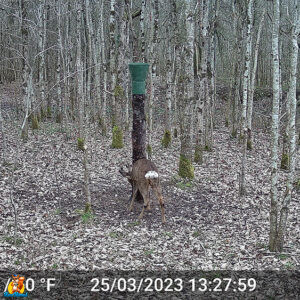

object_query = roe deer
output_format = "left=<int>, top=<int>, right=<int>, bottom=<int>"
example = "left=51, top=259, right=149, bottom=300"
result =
left=119, top=158, right=166, bottom=223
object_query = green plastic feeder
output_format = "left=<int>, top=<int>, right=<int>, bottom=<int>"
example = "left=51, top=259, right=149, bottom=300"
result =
left=129, top=63, right=149, bottom=94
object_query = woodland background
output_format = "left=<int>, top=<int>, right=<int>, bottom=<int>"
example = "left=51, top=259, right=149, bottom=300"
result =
left=0, top=0, right=299, bottom=275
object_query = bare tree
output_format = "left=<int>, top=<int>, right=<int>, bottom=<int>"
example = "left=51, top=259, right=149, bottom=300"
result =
left=269, top=0, right=280, bottom=252
left=178, top=0, right=195, bottom=179
left=239, top=0, right=253, bottom=196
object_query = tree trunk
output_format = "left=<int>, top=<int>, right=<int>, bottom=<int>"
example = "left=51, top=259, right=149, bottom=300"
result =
left=247, top=10, right=265, bottom=150
left=275, top=0, right=299, bottom=252
left=239, top=0, right=253, bottom=196
left=178, top=1, right=195, bottom=179
left=109, top=0, right=117, bottom=128
left=76, top=1, right=84, bottom=140
left=269, top=0, right=280, bottom=252
left=147, top=0, right=158, bottom=157
left=195, top=0, right=208, bottom=164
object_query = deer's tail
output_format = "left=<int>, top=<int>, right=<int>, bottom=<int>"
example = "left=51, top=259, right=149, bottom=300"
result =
left=145, top=171, right=158, bottom=179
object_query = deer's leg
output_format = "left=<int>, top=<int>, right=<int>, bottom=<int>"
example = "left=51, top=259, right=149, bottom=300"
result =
left=129, top=183, right=138, bottom=212
left=138, top=185, right=150, bottom=220
left=153, top=188, right=166, bottom=224
left=146, top=190, right=151, bottom=210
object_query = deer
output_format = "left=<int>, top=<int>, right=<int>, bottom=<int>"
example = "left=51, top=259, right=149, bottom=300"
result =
left=119, top=158, right=166, bottom=223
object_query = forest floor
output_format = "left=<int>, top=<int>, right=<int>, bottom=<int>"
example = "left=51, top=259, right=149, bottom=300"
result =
left=0, top=83, right=299, bottom=274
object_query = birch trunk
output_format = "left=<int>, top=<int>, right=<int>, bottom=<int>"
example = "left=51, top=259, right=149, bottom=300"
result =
left=178, top=1, right=195, bottom=179
left=76, top=1, right=84, bottom=139
left=55, top=0, right=62, bottom=124
left=247, top=10, right=265, bottom=150
left=276, top=0, right=299, bottom=252
left=239, top=0, right=253, bottom=196
left=109, top=0, right=116, bottom=127
left=231, top=1, right=241, bottom=138
left=147, top=0, right=158, bottom=157
left=37, top=0, right=46, bottom=119
left=20, top=0, right=30, bottom=140
left=85, top=0, right=93, bottom=121
left=171, top=0, right=180, bottom=137
left=162, top=32, right=172, bottom=148
left=269, top=0, right=280, bottom=252
left=140, top=0, right=146, bottom=62
left=195, top=0, right=208, bottom=164
left=100, top=0, right=107, bottom=135
left=85, top=0, right=96, bottom=122
left=0, top=95, right=6, bottom=161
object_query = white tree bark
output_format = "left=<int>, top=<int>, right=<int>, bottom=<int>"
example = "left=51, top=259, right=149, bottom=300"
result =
left=239, top=0, right=253, bottom=196
left=85, top=0, right=94, bottom=121
left=76, top=1, right=84, bottom=139
left=109, top=0, right=116, bottom=126
left=148, top=0, right=158, bottom=154
left=276, top=0, right=300, bottom=252
left=247, top=10, right=265, bottom=149
left=269, top=0, right=280, bottom=252
left=195, top=0, right=208, bottom=163
left=55, top=0, right=62, bottom=123
left=140, top=0, right=146, bottom=62
left=178, top=0, right=195, bottom=179
left=37, top=0, right=46, bottom=116
left=100, top=0, right=107, bottom=134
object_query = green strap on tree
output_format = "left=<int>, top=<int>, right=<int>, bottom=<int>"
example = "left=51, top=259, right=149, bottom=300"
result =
left=129, top=63, right=149, bottom=94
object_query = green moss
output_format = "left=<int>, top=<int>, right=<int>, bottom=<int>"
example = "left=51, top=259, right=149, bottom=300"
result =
left=84, top=202, right=92, bottom=214
left=177, top=181, right=193, bottom=189
left=247, top=138, right=253, bottom=150
left=178, top=155, right=194, bottom=179
left=161, top=130, right=171, bottom=148
left=204, top=144, right=212, bottom=152
left=77, top=137, right=85, bottom=151
left=31, top=115, right=39, bottom=130
left=239, top=134, right=245, bottom=143
left=114, top=85, right=124, bottom=97
left=146, top=144, right=152, bottom=157
left=194, top=145, right=203, bottom=164
left=47, top=106, right=52, bottom=118
left=40, top=107, right=45, bottom=120
left=174, top=128, right=178, bottom=138
left=280, top=153, right=289, bottom=170
left=111, top=125, right=124, bottom=149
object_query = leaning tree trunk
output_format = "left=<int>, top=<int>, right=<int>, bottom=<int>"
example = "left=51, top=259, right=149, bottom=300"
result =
left=247, top=10, right=265, bottom=150
left=269, top=0, right=280, bottom=252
